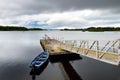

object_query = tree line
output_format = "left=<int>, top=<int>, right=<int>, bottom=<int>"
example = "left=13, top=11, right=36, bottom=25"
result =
left=83, top=27, right=120, bottom=31
left=0, top=26, right=43, bottom=31
left=0, top=26, right=120, bottom=31
left=61, top=27, right=120, bottom=31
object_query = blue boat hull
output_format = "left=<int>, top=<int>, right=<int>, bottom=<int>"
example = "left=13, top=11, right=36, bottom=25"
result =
left=29, top=51, right=49, bottom=69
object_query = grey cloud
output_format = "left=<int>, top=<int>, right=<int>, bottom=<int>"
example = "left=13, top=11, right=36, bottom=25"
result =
left=1, top=0, right=120, bottom=17
left=0, top=0, right=120, bottom=28
left=23, top=0, right=120, bottom=13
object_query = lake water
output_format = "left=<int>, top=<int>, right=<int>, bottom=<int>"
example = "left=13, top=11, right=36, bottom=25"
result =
left=0, top=31, right=120, bottom=80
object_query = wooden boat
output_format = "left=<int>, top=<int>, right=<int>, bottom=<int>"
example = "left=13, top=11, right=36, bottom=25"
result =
left=29, top=51, right=49, bottom=69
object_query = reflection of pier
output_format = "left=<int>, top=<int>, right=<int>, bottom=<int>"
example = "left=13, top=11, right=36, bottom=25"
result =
left=49, top=54, right=82, bottom=80
left=60, top=61, right=82, bottom=80
left=40, top=35, right=120, bottom=66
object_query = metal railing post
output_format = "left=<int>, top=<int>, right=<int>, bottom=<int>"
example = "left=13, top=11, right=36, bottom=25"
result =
left=96, top=41, right=99, bottom=59
left=118, top=39, right=120, bottom=65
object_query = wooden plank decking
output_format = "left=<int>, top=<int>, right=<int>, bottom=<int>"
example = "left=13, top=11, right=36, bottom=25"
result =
left=40, top=39, right=72, bottom=55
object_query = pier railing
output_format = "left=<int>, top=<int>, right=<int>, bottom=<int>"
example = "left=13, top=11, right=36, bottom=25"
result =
left=59, top=39, right=120, bottom=66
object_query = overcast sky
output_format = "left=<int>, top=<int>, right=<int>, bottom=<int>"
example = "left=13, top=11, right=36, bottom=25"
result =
left=0, top=0, right=120, bottom=29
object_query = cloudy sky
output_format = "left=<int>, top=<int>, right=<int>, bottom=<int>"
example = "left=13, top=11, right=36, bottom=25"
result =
left=0, top=0, right=120, bottom=29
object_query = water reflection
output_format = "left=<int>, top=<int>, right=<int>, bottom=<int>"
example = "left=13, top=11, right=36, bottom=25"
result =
left=0, top=31, right=120, bottom=80
left=61, top=61, right=82, bottom=80
left=30, top=60, right=49, bottom=80
left=49, top=53, right=83, bottom=80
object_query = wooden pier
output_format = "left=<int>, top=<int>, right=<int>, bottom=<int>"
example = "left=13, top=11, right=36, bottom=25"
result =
left=40, top=35, right=120, bottom=66
left=40, top=38, right=71, bottom=55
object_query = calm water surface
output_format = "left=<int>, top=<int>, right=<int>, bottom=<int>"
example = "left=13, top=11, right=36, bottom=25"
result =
left=0, top=31, right=120, bottom=80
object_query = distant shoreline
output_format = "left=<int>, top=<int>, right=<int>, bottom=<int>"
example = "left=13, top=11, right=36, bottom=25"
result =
left=0, top=26, right=43, bottom=31
left=0, top=26, right=120, bottom=32
left=60, top=27, right=120, bottom=32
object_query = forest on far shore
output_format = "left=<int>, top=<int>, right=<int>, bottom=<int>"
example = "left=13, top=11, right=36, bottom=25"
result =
left=0, top=25, right=120, bottom=31
left=61, top=27, right=120, bottom=31
left=0, top=26, right=43, bottom=31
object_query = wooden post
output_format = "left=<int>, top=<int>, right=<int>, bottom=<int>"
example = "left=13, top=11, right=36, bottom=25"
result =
left=118, top=39, right=120, bottom=64
left=96, top=41, right=99, bottom=59
left=83, top=41, right=86, bottom=54
left=63, top=40, right=66, bottom=49
left=118, top=39, right=120, bottom=54
left=65, top=41, right=67, bottom=49
left=86, top=41, right=96, bottom=55
left=77, top=41, right=83, bottom=52
left=64, top=40, right=66, bottom=48
left=82, top=41, right=84, bottom=53
left=87, top=40, right=89, bottom=49
left=112, top=41, right=115, bottom=53
left=71, top=40, right=75, bottom=51
left=60, top=40, right=62, bottom=49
